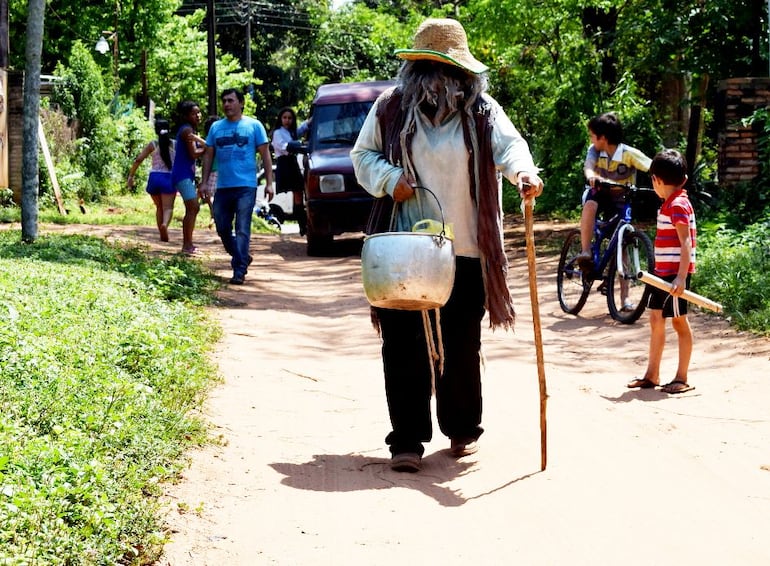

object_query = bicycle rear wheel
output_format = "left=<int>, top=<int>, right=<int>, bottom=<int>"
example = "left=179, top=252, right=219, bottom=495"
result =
left=557, top=229, right=591, bottom=315
left=607, top=229, right=653, bottom=324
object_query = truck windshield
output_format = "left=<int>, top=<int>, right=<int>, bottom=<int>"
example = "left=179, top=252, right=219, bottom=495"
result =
left=312, top=102, right=374, bottom=147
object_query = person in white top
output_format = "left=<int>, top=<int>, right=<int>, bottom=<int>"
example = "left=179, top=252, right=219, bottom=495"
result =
left=127, top=118, right=176, bottom=242
left=352, top=18, right=543, bottom=473
left=271, top=107, right=307, bottom=234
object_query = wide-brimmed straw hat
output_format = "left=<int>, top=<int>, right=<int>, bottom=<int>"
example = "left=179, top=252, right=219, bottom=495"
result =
left=394, top=18, right=488, bottom=74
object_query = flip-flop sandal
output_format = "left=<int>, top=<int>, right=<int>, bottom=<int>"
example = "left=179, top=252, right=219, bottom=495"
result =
left=661, top=380, right=694, bottom=394
left=627, top=378, right=657, bottom=389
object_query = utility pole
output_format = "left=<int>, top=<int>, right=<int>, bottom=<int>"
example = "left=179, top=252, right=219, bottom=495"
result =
left=206, top=0, right=217, bottom=116
left=245, top=14, right=252, bottom=71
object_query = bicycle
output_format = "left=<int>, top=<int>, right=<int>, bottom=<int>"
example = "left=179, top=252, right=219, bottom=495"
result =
left=253, top=199, right=283, bottom=231
left=556, top=181, right=655, bottom=324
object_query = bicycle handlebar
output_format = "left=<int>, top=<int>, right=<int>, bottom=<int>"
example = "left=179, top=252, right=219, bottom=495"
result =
left=588, top=181, right=656, bottom=197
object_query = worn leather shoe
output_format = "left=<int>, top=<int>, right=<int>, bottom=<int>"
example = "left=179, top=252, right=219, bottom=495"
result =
left=390, top=452, right=421, bottom=473
left=450, top=438, right=479, bottom=458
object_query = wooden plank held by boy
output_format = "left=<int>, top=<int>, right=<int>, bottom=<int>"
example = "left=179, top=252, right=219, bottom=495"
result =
left=637, top=271, right=723, bottom=313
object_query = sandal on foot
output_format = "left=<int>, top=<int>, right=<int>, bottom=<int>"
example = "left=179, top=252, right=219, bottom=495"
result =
left=661, top=380, right=694, bottom=394
left=627, top=378, right=657, bottom=389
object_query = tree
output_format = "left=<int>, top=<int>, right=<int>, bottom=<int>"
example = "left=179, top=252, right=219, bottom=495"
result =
left=21, top=0, right=46, bottom=242
left=146, top=11, right=255, bottom=120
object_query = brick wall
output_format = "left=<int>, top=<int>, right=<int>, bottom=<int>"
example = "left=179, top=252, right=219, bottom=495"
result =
left=717, top=77, right=770, bottom=187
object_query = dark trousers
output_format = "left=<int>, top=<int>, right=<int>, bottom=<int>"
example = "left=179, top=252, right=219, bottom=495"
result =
left=377, top=257, right=486, bottom=456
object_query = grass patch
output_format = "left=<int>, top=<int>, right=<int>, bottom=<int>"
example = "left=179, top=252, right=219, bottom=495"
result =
left=0, top=194, right=281, bottom=234
left=694, top=217, right=770, bottom=335
left=0, top=230, right=221, bottom=563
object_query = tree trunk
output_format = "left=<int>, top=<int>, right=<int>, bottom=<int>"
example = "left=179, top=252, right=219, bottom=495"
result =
left=685, top=74, right=709, bottom=177
left=206, top=0, right=217, bottom=117
left=581, top=6, right=618, bottom=86
left=21, top=0, right=46, bottom=242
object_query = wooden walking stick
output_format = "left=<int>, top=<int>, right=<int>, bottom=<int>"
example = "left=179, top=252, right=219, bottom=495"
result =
left=523, top=197, right=548, bottom=471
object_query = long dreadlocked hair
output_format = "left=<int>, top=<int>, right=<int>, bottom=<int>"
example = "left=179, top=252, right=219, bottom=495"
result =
left=397, top=60, right=488, bottom=122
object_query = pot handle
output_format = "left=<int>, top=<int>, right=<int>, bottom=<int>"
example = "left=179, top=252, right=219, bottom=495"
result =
left=392, top=185, right=448, bottom=238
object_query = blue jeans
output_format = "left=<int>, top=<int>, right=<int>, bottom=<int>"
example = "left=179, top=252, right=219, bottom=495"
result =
left=212, top=186, right=257, bottom=276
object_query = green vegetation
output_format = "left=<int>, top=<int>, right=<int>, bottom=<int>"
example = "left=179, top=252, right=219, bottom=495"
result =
left=0, top=193, right=282, bottom=235
left=696, top=219, right=770, bottom=334
left=6, top=0, right=764, bottom=216
left=688, top=105, right=770, bottom=336
left=1, top=1, right=768, bottom=558
left=0, top=230, right=221, bottom=563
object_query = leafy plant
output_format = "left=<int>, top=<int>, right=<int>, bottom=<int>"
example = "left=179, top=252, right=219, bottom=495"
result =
left=0, top=231, right=221, bottom=563
left=695, top=218, right=770, bottom=334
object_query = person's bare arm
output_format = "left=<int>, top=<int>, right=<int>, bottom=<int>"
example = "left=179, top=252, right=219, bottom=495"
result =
left=198, top=146, right=215, bottom=197
left=127, top=142, right=154, bottom=188
left=259, top=143, right=274, bottom=200
left=182, top=127, right=206, bottom=159
left=671, top=222, right=692, bottom=297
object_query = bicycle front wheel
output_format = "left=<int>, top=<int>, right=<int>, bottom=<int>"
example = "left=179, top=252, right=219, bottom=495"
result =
left=607, top=229, right=653, bottom=324
left=557, top=229, right=591, bottom=315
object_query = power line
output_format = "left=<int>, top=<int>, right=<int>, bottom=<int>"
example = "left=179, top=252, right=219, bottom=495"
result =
left=177, top=0, right=312, bottom=26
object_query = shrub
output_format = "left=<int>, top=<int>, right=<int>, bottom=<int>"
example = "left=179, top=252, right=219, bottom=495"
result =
left=696, top=218, right=770, bottom=334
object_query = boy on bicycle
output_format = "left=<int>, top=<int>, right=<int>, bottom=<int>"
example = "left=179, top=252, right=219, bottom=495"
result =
left=628, top=149, right=696, bottom=394
left=578, top=113, right=652, bottom=280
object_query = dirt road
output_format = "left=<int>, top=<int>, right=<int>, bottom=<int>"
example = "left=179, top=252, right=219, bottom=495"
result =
left=52, top=220, right=770, bottom=565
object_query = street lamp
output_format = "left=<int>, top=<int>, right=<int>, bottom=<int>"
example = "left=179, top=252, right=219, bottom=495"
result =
left=95, top=30, right=119, bottom=92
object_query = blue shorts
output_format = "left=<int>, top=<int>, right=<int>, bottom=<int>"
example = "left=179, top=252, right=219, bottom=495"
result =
left=175, top=178, right=198, bottom=201
left=646, top=274, right=691, bottom=318
left=146, top=171, right=174, bottom=196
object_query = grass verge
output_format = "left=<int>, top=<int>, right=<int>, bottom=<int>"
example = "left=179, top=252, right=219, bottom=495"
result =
left=0, top=194, right=284, bottom=235
left=0, top=229, right=221, bottom=564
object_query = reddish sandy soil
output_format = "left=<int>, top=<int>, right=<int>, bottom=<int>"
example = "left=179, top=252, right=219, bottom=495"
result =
left=27, top=217, right=770, bottom=565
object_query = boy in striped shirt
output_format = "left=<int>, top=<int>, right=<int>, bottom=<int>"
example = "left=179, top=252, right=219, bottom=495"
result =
left=578, top=112, right=652, bottom=275
left=627, top=149, right=696, bottom=394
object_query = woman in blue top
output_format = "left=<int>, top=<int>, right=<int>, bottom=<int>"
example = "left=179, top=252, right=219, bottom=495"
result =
left=171, top=100, right=206, bottom=254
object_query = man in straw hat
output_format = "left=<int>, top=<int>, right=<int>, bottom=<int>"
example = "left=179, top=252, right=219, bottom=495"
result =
left=352, top=18, right=544, bottom=472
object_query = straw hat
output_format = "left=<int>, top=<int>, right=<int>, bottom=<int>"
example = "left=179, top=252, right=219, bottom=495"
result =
left=395, top=18, right=488, bottom=74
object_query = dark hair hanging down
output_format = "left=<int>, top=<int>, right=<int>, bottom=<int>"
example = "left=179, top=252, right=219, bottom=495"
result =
left=154, top=118, right=173, bottom=170
left=272, top=107, right=298, bottom=139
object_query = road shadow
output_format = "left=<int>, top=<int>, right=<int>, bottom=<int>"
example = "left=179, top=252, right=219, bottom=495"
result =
left=269, top=451, right=539, bottom=507
left=601, top=388, right=702, bottom=404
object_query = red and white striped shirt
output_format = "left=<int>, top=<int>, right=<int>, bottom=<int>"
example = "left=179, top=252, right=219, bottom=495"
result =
left=654, top=189, right=696, bottom=276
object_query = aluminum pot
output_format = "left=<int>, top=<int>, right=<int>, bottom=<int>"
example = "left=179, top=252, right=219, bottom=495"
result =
left=361, top=231, right=455, bottom=310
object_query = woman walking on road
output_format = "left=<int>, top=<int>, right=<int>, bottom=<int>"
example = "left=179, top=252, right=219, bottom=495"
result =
left=128, top=118, right=176, bottom=242
left=171, top=100, right=206, bottom=254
